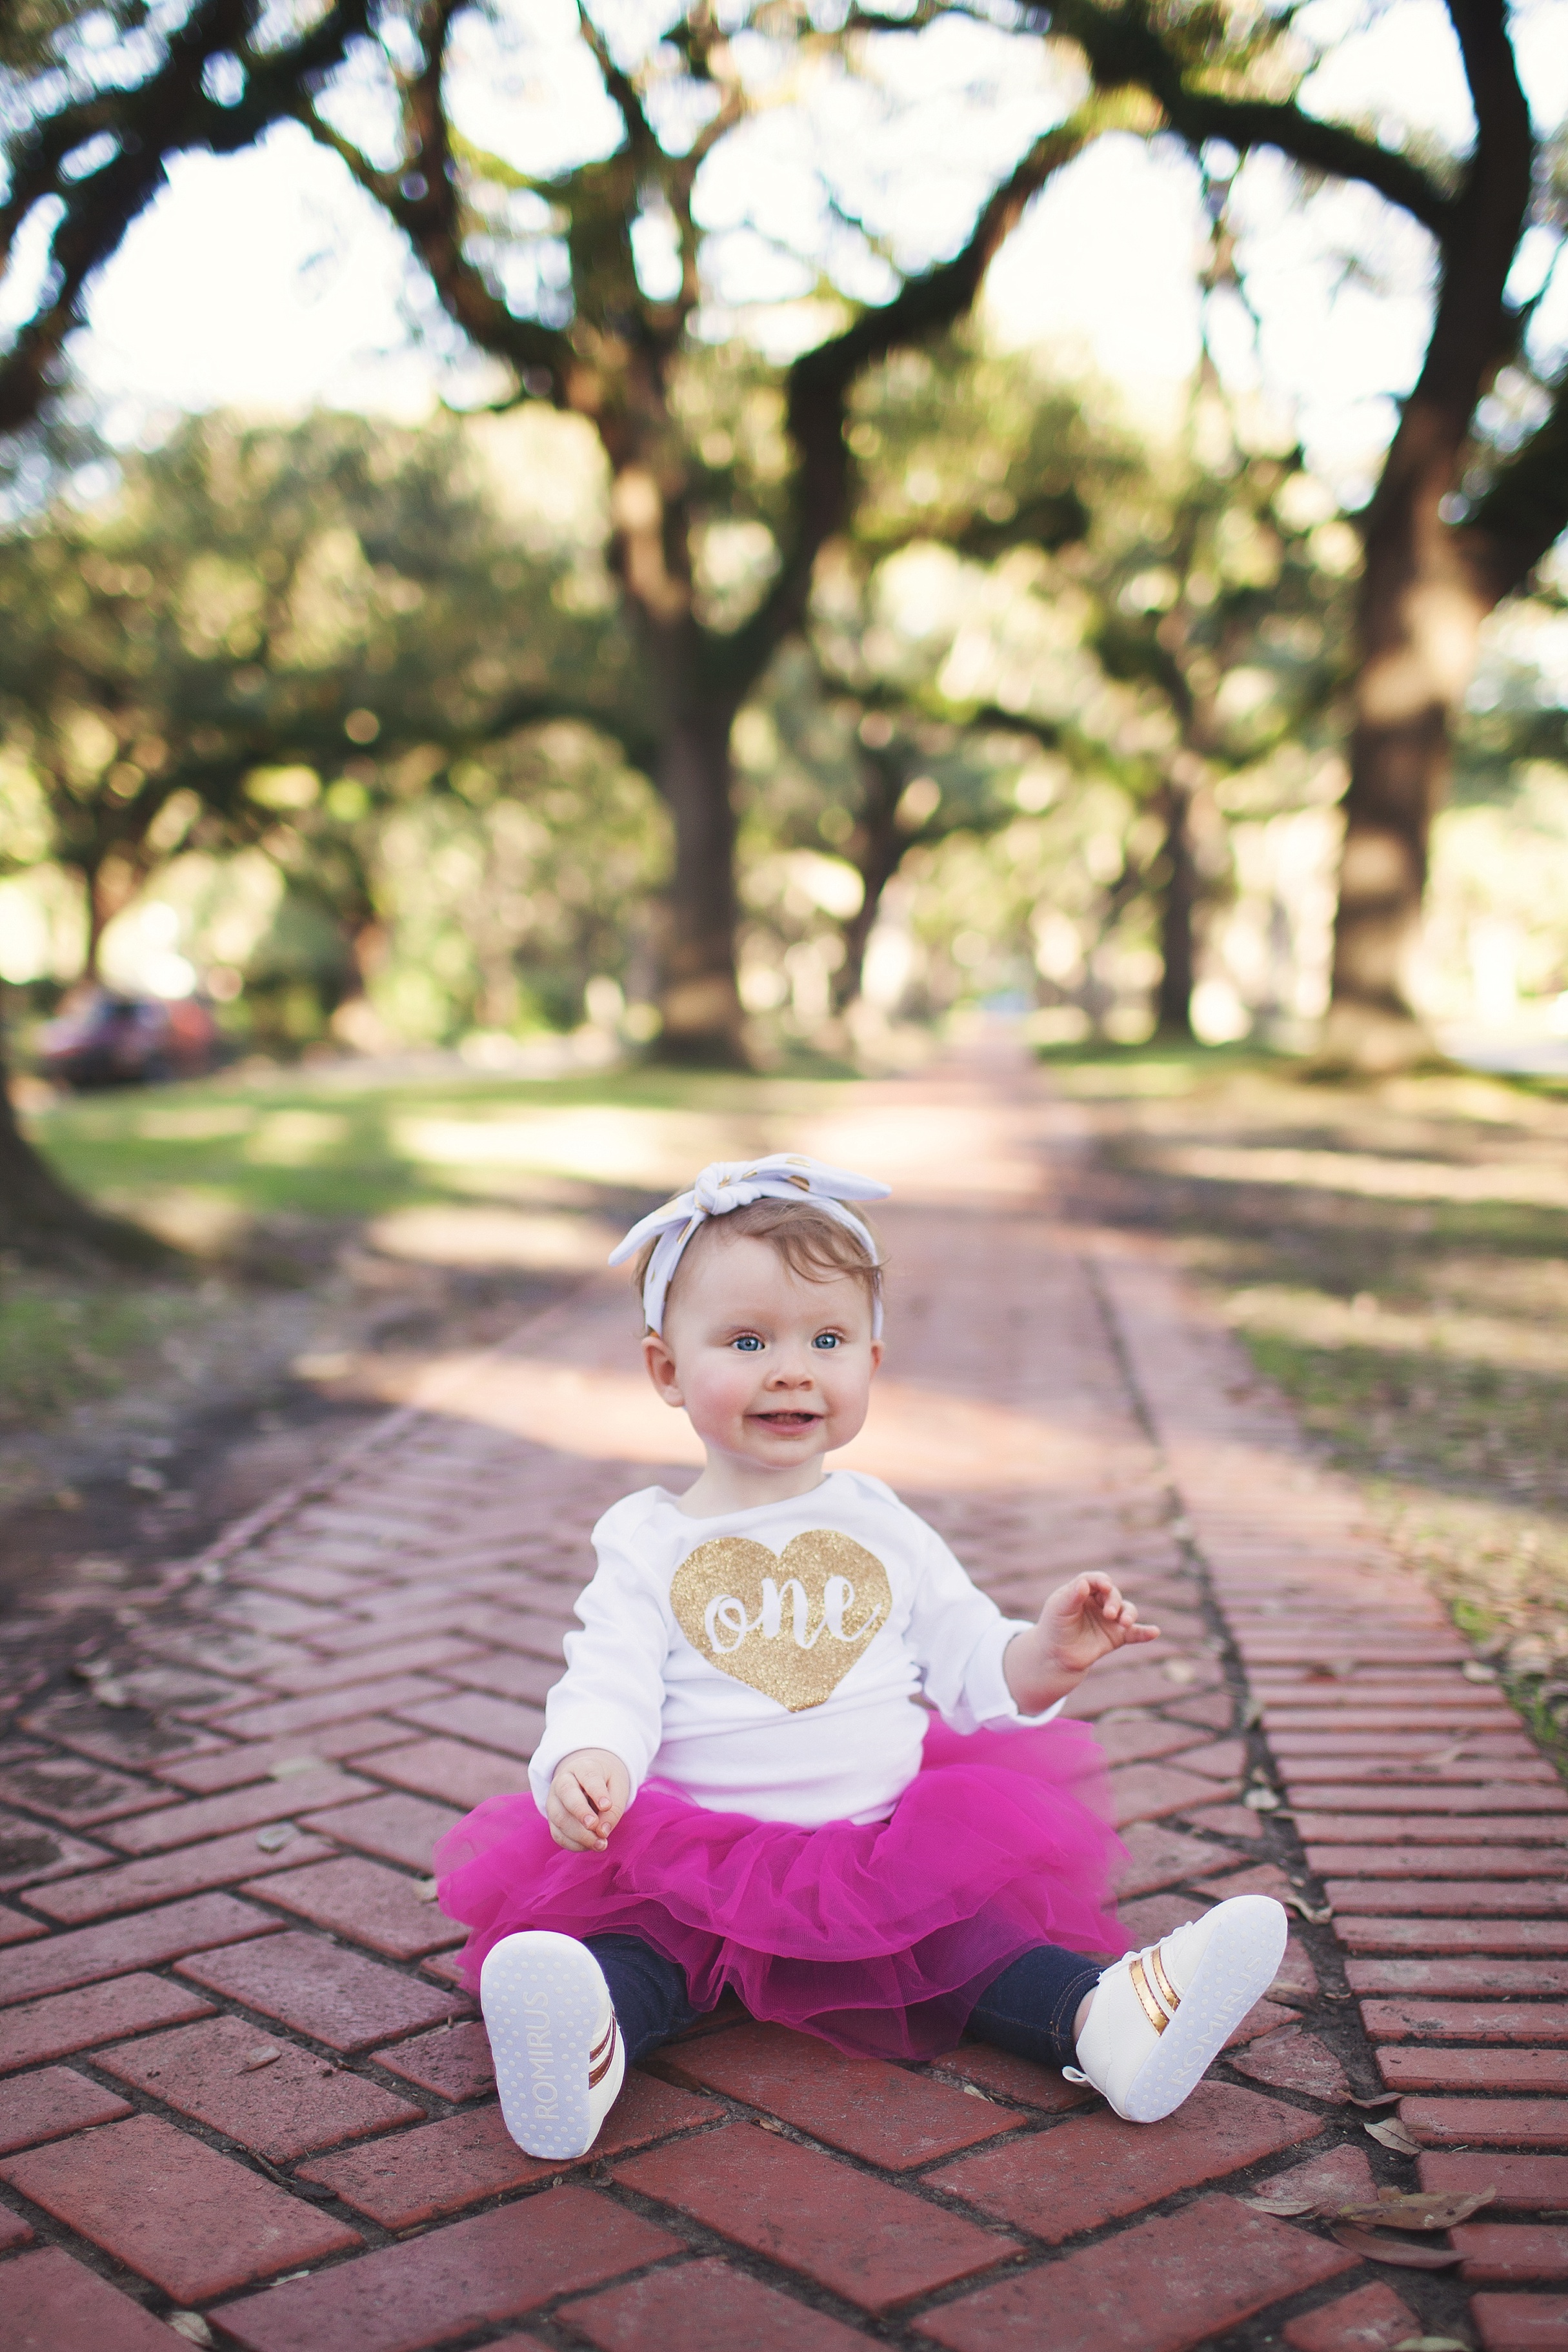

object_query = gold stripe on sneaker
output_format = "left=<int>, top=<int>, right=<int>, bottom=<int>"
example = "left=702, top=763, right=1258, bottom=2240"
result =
left=1149, top=1945, right=1182, bottom=2016
left=1128, top=1954, right=1170, bottom=2036
left=587, top=2015, right=619, bottom=2089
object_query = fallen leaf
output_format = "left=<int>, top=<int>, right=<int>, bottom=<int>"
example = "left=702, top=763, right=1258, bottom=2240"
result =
left=1267, top=1980, right=1316, bottom=2008
left=254, top=1822, right=298, bottom=1853
left=1345, top=2091, right=1403, bottom=2109
left=1365, top=2117, right=1423, bottom=2155
left=413, top=1878, right=439, bottom=1902
left=1242, top=2195, right=1319, bottom=2217
left=1281, top=1892, right=1334, bottom=1922
left=168, top=2318, right=214, bottom=2347
left=268, top=1755, right=325, bottom=1780
left=1391, top=2338, right=1471, bottom=2350
left=1164, top=1660, right=1197, bottom=1684
left=961, top=2083, right=994, bottom=2102
left=1338, top=2189, right=1495, bottom=2231
left=241, top=2044, right=282, bottom=2071
left=1461, top=1661, right=1496, bottom=1683
left=1330, top=2225, right=1462, bottom=2269
left=1243, top=1787, right=1281, bottom=1811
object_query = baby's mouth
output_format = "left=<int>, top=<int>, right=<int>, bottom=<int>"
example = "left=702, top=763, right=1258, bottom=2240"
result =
left=753, top=1410, right=821, bottom=1430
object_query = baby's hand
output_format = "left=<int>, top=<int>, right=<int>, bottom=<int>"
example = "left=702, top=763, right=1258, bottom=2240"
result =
left=547, top=1749, right=631, bottom=1852
left=1040, top=1573, right=1160, bottom=1676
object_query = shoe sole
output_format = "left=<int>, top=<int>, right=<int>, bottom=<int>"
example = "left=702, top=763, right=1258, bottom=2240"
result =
left=481, top=1930, right=611, bottom=2159
left=1118, top=1896, right=1288, bottom=2124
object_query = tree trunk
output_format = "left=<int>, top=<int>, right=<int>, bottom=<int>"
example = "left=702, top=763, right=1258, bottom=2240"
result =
left=0, top=1034, right=168, bottom=1265
left=833, top=749, right=907, bottom=1012
left=1154, top=775, right=1198, bottom=1039
left=1321, top=440, right=1489, bottom=1070
left=1320, top=0, right=1533, bottom=1071
left=655, top=705, right=745, bottom=1064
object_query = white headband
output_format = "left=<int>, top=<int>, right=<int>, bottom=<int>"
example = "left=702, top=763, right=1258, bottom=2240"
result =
left=608, top=1154, right=890, bottom=1336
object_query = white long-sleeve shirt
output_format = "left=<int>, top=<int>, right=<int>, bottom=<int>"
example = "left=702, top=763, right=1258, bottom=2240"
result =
left=528, top=1468, right=1061, bottom=1827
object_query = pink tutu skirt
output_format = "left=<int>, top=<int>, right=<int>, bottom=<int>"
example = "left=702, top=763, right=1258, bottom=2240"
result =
left=435, top=1717, right=1127, bottom=2061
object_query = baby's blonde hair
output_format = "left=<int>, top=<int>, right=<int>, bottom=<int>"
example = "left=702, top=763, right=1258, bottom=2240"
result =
left=632, top=1196, right=883, bottom=1333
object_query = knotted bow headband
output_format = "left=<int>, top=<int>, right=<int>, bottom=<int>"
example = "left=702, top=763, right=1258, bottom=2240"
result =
left=608, top=1154, right=891, bottom=1337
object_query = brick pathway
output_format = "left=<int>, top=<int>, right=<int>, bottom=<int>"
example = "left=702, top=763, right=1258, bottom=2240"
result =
left=2, top=1049, right=1563, bottom=2351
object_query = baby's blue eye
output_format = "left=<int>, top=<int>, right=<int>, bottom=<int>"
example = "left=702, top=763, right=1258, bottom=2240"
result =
left=812, top=1333, right=841, bottom=1349
left=733, top=1334, right=763, bottom=1351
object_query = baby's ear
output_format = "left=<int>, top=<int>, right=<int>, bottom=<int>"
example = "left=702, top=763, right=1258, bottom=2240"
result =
left=641, top=1328, right=683, bottom=1404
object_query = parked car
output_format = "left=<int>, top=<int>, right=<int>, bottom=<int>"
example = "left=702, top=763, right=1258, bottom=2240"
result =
left=37, top=988, right=221, bottom=1089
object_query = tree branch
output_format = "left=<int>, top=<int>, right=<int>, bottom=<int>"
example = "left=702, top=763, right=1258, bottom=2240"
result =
left=1458, top=361, right=1568, bottom=605
left=0, top=0, right=372, bottom=437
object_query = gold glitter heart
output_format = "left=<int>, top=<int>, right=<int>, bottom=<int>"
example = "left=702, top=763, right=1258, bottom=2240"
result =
left=670, top=1530, right=892, bottom=1712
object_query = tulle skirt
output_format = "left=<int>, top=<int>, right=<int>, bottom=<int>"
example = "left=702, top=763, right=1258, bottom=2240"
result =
left=433, top=1715, right=1128, bottom=2061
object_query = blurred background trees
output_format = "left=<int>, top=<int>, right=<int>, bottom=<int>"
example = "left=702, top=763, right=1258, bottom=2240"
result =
left=1, top=0, right=1566, bottom=1257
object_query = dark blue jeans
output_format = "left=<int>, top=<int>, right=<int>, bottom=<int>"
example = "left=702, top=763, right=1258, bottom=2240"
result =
left=585, top=1933, right=1102, bottom=2070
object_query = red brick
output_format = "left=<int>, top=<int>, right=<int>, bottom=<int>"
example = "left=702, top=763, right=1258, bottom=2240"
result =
left=177, top=1927, right=466, bottom=2051
left=618, top=2120, right=1017, bottom=2310
left=1, top=2112, right=359, bottom=2299
left=1379, top=2047, right=1568, bottom=2093
left=0, top=2064, right=132, bottom=2151
left=240, top=1855, right=463, bottom=1958
left=364, top=1736, right=528, bottom=1810
left=102, top=1763, right=377, bottom=1856
left=98, top=2012, right=423, bottom=2160
left=1192, top=1860, right=1296, bottom=1901
left=1403, top=2098, right=1568, bottom=2148
left=561, top=2253, right=870, bottom=2352
left=216, top=1676, right=460, bottom=1741
left=211, top=2184, right=680, bottom=2352
left=1286, top=1759, right=1558, bottom=1789
left=1263, top=2144, right=1377, bottom=2206
left=303, top=1791, right=461, bottom=1870
left=0, top=1901, right=45, bottom=1945
left=1457, top=2225, right=1568, bottom=2281
left=0, top=1972, right=214, bottom=2073
left=1110, top=1763, right=1238, bottom=1826
left=0, top=1891, right=277, bottom=2007
left=1350, top=1958, right=1568, bottom=1997
left=391, top=1692, right=545, bottom=1758
left=301, top=2071, right=719, bottom=2224
left=1326, top=1880, right=1568, bottom=1916
left=1187, top=1799, right=1266, bottom=1839
left=442, top=1651, right=558, bottom=1706
left=1296, top=1814, right=1568, bottom=1845
left=1421, top=2152, right=1568, bottom=2209
left=930, top=2079, right=1319, bottom=2242
left=241, top=1561, right=388, bottom=1601
left=1281, top=2282, right=1421, bottom=2350
left=156, top=1719, right=418, bottom=1793
left=1172, top=1737, right=1248, bottom=1779
left=374, top=2018, right=493, bottom=2100
left=1165, top=1689, right=1237, bottom=1731
left=1309, top=1845, right=1566, bottom=1878
left=1291, top=1785, right=1567, bottom=1814
left=5, top=2244, right=191, bottom=2351
left=913, top=2191, right=1356, bottom=2352
left=256, top=1637, right=486, bottom=1697
left=0, top=1754, right=175, bottom=1829
left=1227, top=1998, right=1302, bottom=2047
left=931, top=2042, right=1096, bottom=2111
left=1471, top=2294, right=1568, bottom=2349
left=1229, top=2025, right=1351, bottom=2103
left=23, top=1827, right=339, bottom=1922
left=1087, top=1718, right=1204, bottom=1769
left=665, top=2020, right=1024, bottom=2166
left=1064, top=1658, right=1223, bottom=1716
left=1116, top=1821, right=1245, bottom=1898
left=0, top=2202, right=32, bottom=2247
left=1341, top=1919, right=1568, bottom=1955
left=1364, top=2000, right=1568, bottom=2043
left=0, top=1809, right=106, bottom=1892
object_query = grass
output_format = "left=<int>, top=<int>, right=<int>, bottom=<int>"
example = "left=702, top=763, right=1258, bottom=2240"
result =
left=1, top=1053, right=858, bottom=1442
left=1041, top=1039, right=1568, bottom=1769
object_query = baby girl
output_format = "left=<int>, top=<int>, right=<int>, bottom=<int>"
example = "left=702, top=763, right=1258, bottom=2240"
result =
left=434, top=1154, right=1285, bottom=2156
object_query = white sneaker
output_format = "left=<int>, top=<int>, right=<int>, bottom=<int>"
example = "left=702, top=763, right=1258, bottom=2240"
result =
left=1065, top=1894, right=1288, bottom=2124
left=481, top=1930, right=626, bottom=2159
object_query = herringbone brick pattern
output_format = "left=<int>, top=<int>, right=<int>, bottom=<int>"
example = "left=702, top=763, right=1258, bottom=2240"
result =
left=1, top=1056, right=1562, bottom=2349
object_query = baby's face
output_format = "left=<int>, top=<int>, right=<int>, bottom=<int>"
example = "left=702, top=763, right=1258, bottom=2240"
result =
left=644, top=1233, right=882, bottom=1475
